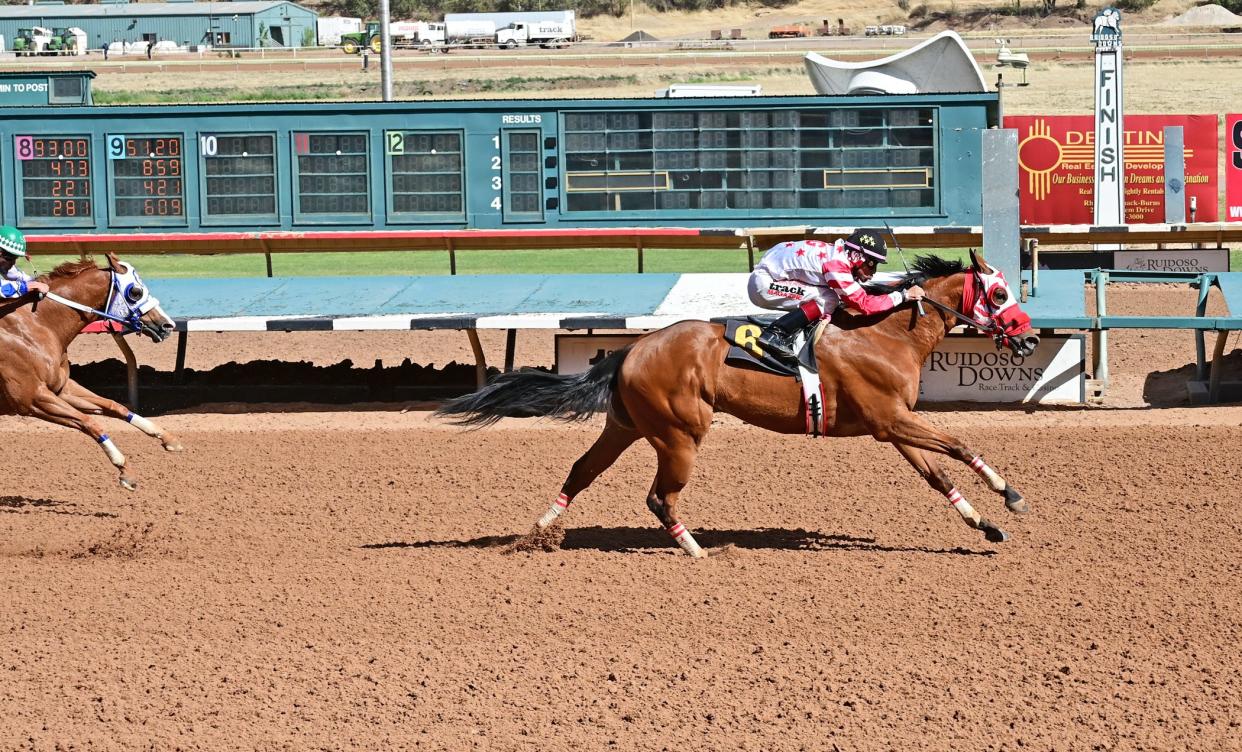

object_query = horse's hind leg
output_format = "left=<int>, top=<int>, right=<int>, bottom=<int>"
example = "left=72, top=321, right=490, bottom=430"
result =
left=893, top=442, right=1009, bottom=543
left=534, top=417, right=639, bottom=529
left=59, top=378, right=183, bottom=452
left=881, top=409, right=1027, bottom=514
left=645, top=433, right=707, bottom=558
left=28, top=386, right=137, bottom=490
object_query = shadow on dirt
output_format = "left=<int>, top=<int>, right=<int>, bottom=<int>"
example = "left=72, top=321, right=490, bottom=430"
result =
left=1143, top=348, right=1242, bottom=406
left=0, top=495, right=118, bottom=518
left=364, top=525, right=995, bottom=556
left=72, top=357, right=489, bottom=414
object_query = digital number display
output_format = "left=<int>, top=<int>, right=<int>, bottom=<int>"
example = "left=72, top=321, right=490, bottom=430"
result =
left=15, top=136, right=93, bottom=223
left=504, top=131, right=542, bottom=217
left=563, top=108, right=937, bottom=213
left=294, top=132, right=368, bottom=217
left=386, top=130, right=463, bottom=218
left=201, top=133, right=277, bottom=219
left=109, top=135, right=185, bottom=222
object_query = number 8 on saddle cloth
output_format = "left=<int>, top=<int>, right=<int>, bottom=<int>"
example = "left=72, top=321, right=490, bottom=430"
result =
left=719, top=316, right=828, bottom=437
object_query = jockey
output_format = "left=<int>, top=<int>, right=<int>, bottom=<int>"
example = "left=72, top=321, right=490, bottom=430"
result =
left=748, top=228, right=925, bottom=362
left=0, top=225, right=49, bottom=300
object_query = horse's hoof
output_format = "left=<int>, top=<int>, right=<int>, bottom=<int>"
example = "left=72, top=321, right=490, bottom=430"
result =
left=982, top=524, right=1010, bottom=543
left=1003, top=486, right=1029, bottom=514
left=119, top=476, right=138, bottom=491
left=163, top=441, right=184, bottom=452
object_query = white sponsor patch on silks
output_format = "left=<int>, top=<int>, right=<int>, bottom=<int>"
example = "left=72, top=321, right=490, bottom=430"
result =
left=98, top=435, right=125, bottom=467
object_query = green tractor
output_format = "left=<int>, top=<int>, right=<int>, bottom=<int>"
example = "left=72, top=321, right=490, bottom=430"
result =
left=47, top=28, right=80, bottom=54
left=339, top=22, right=382, bottom=55
left=12, top=27, right=51, bottom=56
left=11, top=26, right=84, bottom=55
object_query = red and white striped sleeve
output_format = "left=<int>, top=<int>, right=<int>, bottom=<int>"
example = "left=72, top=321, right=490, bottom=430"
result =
left=822, top=245, right=904, bottom=315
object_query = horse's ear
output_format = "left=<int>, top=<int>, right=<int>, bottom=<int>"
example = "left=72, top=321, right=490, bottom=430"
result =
left=969, top=248, right=994, bottom=274
left=106, top=252, right=121, bottom=271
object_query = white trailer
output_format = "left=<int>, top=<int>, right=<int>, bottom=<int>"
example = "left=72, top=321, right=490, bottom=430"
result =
left=411, top=19, right=496, bottom=47
left=317, top=17, right=362, bottom=47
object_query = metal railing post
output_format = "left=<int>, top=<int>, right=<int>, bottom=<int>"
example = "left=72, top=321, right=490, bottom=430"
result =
left=1093, top=270, right=1109, bottom=387
left=111, top=331, right=140, bottom=410
left=1194, top=272, right=1213, bottom=380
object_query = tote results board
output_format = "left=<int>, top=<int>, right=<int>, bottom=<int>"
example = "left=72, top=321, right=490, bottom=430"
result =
left=1005, top=114, right=1218, bottom=224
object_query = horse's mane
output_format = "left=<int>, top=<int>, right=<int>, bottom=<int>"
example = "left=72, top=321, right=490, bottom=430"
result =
left=861, top=254, right=966, bottom=294
left=44, top=258, right=105, bottom=280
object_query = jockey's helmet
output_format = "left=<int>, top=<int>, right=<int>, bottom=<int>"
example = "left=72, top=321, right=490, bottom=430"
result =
left=843, top=229, right=887, bottom=279
left=844, top=229, right=887, bottom=264
left=0, top=226, right=27, bottom=260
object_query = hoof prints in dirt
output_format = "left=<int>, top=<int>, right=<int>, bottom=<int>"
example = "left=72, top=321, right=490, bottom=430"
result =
left=0, top=495, right=117, bottom=519
left=71, top=522, right=168, bottom=560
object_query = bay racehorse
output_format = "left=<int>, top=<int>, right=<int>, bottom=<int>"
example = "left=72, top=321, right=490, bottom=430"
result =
left=0, top=253, right=180, bottom=490
left=437, top=251, right=1041, bottom=555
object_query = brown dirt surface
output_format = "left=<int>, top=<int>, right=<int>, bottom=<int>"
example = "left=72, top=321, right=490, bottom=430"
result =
left=4, top=281, right=1242, bottom=748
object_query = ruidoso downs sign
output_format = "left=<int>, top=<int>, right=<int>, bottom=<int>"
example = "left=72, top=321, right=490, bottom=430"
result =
left=1114, top=248, right=1229, bottom=273
left=919, top=334, right=1085, bottom=403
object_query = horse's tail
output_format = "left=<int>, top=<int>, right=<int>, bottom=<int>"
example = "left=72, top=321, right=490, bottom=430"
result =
left=435, top=346, right=632, bottom=428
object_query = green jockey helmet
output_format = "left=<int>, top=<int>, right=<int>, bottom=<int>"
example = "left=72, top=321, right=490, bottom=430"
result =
left=0, top=225, right=27, bottom=259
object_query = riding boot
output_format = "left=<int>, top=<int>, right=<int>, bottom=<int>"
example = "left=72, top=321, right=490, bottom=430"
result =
left=757, top=307, right=811, bottom=362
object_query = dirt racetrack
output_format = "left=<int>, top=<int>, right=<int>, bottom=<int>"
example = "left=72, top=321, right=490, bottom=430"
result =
left=3, top=286, right=1242, bottom=749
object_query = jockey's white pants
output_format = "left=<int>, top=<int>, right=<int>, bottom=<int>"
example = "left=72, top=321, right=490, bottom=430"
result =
left=747, top=271, right=839, bottom=315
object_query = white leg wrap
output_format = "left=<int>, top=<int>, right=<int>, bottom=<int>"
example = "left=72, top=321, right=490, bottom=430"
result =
left=667, top=522, right=706, bottom=558
left=127, top=412, right=161, bottom=438
left=98, top=435, right=126, bottom=468
left=947, top=488, right=982, bottom=526
left=969, top=456, right=1006, bottom=492
left=536, top=492, right=571, bottom=529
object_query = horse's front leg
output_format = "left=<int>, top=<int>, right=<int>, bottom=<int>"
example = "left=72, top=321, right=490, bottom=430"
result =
left=893, top=442, right=1009, bottom=543
left=29, top=387, right=138, bottom=490
left=59, top=378, right=183, bottom=452
left=880, top=408, right=1028, bottom=514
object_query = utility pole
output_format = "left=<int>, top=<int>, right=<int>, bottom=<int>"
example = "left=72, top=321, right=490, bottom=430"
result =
left=379, top=0, right=394, bottom=101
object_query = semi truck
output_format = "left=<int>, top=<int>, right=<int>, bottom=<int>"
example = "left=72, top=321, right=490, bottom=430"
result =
left=406, top=17, right=575, bottom=49
left=339, top=10, right=577, bottom=54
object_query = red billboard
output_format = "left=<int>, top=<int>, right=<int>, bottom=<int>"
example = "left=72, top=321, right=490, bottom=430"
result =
left=1004, top=115, right=1218, bottom=224
left=1228, top=114, right=1242, bottom=221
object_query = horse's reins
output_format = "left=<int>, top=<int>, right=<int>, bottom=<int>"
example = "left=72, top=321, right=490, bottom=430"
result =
left=919, top=293, right=992, bottom=331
